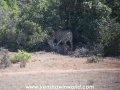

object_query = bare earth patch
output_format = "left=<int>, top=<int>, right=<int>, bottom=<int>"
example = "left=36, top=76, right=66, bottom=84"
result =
left=0, top=51, right=120, bottom=90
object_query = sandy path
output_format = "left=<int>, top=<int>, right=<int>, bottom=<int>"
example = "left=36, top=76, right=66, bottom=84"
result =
left=0, top=68, right=120, bottom=75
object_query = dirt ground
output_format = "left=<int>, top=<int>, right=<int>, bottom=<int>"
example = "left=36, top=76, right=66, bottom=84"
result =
left=0, top=51, right=120, bottom=90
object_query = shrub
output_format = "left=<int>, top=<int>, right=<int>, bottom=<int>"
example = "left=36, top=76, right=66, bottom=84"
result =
left=73, top=43, right=104, bottom=57
left=10, top=50, right=31, bottom=63
left=86, top=55, right=103, bottom=63
left=99, top=18, right=120, bottom=56
left=89, top=43, right=104, bottom=56
left=0, top=48, right=11, bottom=69
left=73, top=47, right=89, bottom=57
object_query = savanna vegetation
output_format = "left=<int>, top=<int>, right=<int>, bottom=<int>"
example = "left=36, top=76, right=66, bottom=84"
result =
left=0, top=0, right=120, bottom=56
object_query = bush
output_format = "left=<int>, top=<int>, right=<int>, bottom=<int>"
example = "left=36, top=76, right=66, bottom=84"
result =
left=99, top=18, right=120, bottom=56
left=86, top=55, right=103, bottom=63
left=0, top=48, right=11, bottom=69
left=10, top=50, right=31, bottom=63
left=73, top=47, right=89, bottom=57
left=73, top=43, right=104, bottom=57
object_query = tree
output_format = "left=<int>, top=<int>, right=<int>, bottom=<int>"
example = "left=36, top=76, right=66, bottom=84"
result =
left=0, top=0, right=119, bottom=55
left=105, top=0, right=120, bottom=23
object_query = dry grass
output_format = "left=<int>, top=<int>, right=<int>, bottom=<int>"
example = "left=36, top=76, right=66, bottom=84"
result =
left=0, top=51, right=120, bottom=90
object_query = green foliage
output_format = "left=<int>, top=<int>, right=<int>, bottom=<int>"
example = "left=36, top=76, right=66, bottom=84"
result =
left=0, top=0, right=49, bottom=51
left=9, top=0, right=20, bottom=18
left=10, top=50, right=31, bottom=63
left=0, top=0, right=120, bottom=56
left=105, top=0, right=120, bottom=23
left=17, top=20, right=48, bottom=51
left=74, top=1, right=111, bottom=44
left=1, top=0, right=8, bottom=9
left=19, top=0, right=61, bottom=29
left=98, top=18, right=120, bottom=56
